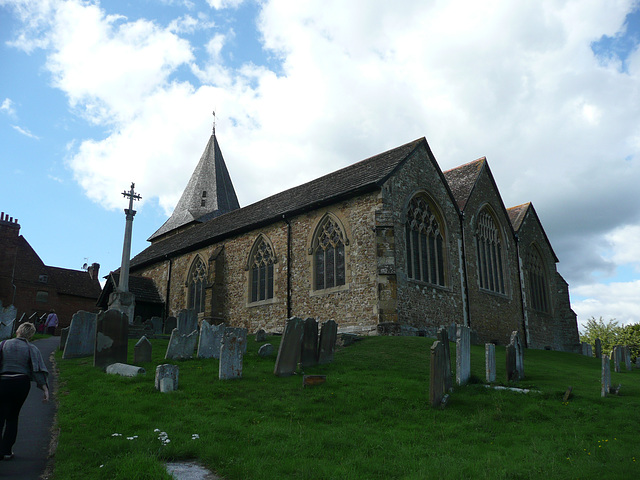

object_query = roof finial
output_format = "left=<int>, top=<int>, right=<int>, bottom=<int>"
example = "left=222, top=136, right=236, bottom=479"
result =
left=212, top=109, right=216, bottom=135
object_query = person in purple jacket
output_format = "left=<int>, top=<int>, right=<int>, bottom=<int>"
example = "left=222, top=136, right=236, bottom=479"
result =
left=44, top=309, right=58, bottom=335
left=0, top=323, right=49, bottom=461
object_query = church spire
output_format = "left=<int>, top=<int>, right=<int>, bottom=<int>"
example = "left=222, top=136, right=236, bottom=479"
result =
left=148, top=124, right=240, bottom=242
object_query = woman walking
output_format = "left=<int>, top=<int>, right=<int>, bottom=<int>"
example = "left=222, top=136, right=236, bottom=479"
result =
left=0, top=323, right=49, bottom=460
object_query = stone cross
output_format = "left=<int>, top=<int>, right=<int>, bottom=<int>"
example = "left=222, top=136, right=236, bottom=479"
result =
left=118, top=182, right=141, bottom=293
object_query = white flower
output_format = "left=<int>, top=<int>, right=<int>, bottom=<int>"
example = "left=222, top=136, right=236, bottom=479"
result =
left=111, top=433, right=122, bottom=437
left=191, top=434, right=200, bottom=440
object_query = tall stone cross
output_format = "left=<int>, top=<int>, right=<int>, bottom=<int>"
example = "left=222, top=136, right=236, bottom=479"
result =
left=118, top=182, right=141, bottom=293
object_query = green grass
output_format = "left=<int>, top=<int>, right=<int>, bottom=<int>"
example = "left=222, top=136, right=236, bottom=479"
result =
left=53, top=336, right=640, bottom=479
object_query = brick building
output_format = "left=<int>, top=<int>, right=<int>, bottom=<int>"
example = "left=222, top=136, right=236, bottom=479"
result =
left=0, top=212, right=102, bottom=330
left=128, top=134, right=580, bottom=351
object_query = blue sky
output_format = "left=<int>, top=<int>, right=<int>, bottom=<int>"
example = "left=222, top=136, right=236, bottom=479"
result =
left=2, top=0, right=640, bottom=330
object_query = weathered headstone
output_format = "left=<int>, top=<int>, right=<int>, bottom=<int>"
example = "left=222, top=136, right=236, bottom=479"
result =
left=258, top=343, right=274, bottom=357
left=601, top=356, right=611, bottom=397
left=437, top=326, right=452, bottom=391
left=177, top=309, right=198, bottom=335
left=255, top=329, right=267, bottom=342
left=318, top=320, right=338, bottom=365
left=59, top=326, right=70, bottom=351
left=164, top=316, right=177, bottom=334
left=636, top=357, right=640, bottom=369
left=134, top=336, right=152, bottom=363
left=506, top=344, right=517, bottom=381
left=165, top=328, right=198, bottom=360
left=197, top=321, right=220, bottom=358
left=63, top=311, right=97, bottom=359
left=456, top=325, right=471, bottom=386
left=134, top=315, right=143, bottom=325
left=611, top=346, right=622, bottom=373
left=485, top=343, right=496, bottom=383
left=106, top=363, right=145, bottom=377
left=155, top=364, right=179, bottom=392
left=219, top=327, right=247, bottom=380
left=150, top=316, right=163, bottom=334
left=0, top=305, right=17, bottom=340
left=595, top=338, right=602, bottom=359
left=94, top=309, right=129, bottom=370
left=581, top=342, right=593, bottom=357
left=430, top=340, right=446, bottom=407
left=300, top=317, right=319, bottom=367
left=509, top=331, right=525, bottom=380
left=274, top=317, right=305, bottom=377
left=623, top=345, right=632, bottom=371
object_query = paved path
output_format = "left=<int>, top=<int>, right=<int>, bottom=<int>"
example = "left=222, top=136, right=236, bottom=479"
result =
left=0, top=336, right=59, bottom=480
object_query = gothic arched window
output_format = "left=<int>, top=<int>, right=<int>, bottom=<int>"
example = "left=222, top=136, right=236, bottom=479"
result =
left=405, top=195, right=446, bottom=286
left=528, top=246, right=549, bottom=312
left=187, top=256, right=207, bottom=314
left=312, top=215, right=347, bottom=290
left=475, top=209, right=505, bottom=294
left=249, top=235, right=276, bottom=303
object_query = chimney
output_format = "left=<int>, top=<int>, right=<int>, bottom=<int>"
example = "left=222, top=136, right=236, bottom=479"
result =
left=0, top=212, right=21, bottom=237
left=87, top=263, right=100, bottom=280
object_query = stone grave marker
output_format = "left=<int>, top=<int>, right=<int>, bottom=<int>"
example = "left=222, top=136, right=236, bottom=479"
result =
left=303, top=375, right=326, bottom=387
left=430, top=340, right=447, bottom=408
left=165, top=328, right=198, bottom=360
left=611, top=346, right=622, bottom=373
left=177, top=309, right=198, bottom=335
left=219, top=327, right=247, bottom=380
left=301, top=317, right=319, bottom=367
left=155, top=364, right=179, bottom=392
left=106, top=363, right=146, bottom=377
left=601, top=356, right=611, bottom=397
left=94, top=309, right=129, bottom=370
left=0, top=304, right=17, bottom=340
left=595, top=338, right=602, bottom=359
left=581, top=342, right=593, bottom=357
left=255, top=329, right=267, bottom=342
left=274, top=317, right=305, bottom=377
left=63, top=311, right=97, bottom=359
left=164, top=316, right=177, bottom=334
left=456, top=324, right=471, bottom=386
left=623, top=345, right=632, bottom=371
left=509, top=331, right=525, bottom=380
left=258, top=343, right=274, bottom=357
left=485, top=343, right=496, bottom=383
left=198, top=322, right=225, bottom=359
left=59, top=326, right=70, bottom=351
left=134, top=315, right=143, bottom=325
left=318, top=320, right=338, bottom=365
left=150, top=316, right=163, bottom=334
left=437, top=326, right=452, bottom=391
left=636, top=357, right=640, bottom=369
left=134, top=336, right=152, bottom=363
left=506, top=344, right=517, bottom=381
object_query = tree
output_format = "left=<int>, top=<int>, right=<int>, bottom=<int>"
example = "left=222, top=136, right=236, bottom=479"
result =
left=618, top=323, right=640, bottom=362
left=579, top=317, right=622, bottom=357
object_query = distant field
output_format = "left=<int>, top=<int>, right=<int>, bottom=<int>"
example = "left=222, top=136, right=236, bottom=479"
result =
left=53, top=335, right=640, bottom=479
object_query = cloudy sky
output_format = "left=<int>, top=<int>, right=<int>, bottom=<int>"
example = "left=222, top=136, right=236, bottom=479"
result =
left=2, top=0, right=640, bottom=330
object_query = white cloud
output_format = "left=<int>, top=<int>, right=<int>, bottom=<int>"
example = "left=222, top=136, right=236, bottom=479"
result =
left=1, top=98, right=16, bottom=116
left=206, top=0, right=244, bottom=10
left=573, top=280, right=640, bottom=328
left=606, top=224, right=640, bottom=268
left=12, top=125, right=39, bottom=139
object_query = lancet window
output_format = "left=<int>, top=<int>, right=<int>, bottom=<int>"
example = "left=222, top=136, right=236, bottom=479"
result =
left=405, top=195, right=446, bottom=286
left=475, top=209, right=505, bottom=294
left=187, top=256, right=207, bottom=313
left=528, top=246, right=549, bottom=312
left=249, top=236, right=276, bottom=303
left=312, top=215, right=346, bottom=290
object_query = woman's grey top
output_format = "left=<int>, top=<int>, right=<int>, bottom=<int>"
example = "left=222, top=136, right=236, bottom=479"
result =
left=0, top=338, right=49, bottom=389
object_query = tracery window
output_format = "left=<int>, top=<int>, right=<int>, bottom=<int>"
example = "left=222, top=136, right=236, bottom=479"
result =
left=475, top=209, right=505, bottom=294
left=249, top=236, right=276, bottom=303
left=313, top=215, right=346, bottom=290
left=405, top=195, right=446, bottom=286
left=187, top=256, right=207, bottom=314
left=528, top=246, right=549, bottom=312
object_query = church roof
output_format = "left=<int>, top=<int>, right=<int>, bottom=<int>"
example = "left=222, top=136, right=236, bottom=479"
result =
left=131, top=137, right=425, bottom=270
left=507, top=202, right=530, bottom=231
left=442, top=157, right=486, bottom=211
left=148, top=134, right=240, bottom=241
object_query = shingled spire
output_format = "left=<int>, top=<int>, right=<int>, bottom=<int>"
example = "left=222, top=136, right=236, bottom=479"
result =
left=148, top=131, right=240, bottom=242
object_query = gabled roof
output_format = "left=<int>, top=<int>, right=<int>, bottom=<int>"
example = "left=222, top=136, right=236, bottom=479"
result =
left=97, top=273, right=164, bottom=307
left=442, top=158, right=485, bottom=211
left=148, top=134, right=240, bottom=241
left=131, top=138, right=425, bottom=270
left=507, top=203, right=559, bottom=263
left=47, top=267, right=102, bottom=299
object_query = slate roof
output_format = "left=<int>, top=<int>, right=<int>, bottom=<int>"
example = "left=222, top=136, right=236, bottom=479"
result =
left=131, top=138, right=425, bottom=270
left=97, top=273, right=164, bottom=306
left=507, top=203, right=530, bottom=232
left=442, top=158, right=485, bottom=211
left=47, top=267, right=102, bottom=299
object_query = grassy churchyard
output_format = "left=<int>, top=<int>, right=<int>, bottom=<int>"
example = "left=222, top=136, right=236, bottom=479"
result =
left=53, top=335, right=640, bottom=479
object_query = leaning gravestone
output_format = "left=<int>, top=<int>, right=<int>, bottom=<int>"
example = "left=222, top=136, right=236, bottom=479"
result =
left=318, top=320, right=338, bottom=364
left=164, top=316, right=177, bottom=334
left=601, top=356, right=611, bottom=397
left=300, top=317, right=319, bottom=367
left=134, top=336, right=152, bottom=363
left=430, top=340, right=447, bottom=408
left=485, top=343, right=496, bottom=383
left=94, top=309, right=129, bottom=370
left=437, top=326, right=452, bottom=392
left=197, top=321, right=223, bottom=358
left=456, top=325, right=471, bottom=386
left=150, top=316, right=163, bottom=335
left=106, top=363, right=145, bottom=377
left=155, top=364, right=179, bottom=392
left=177, top=309, right=198, bottom=335
left=274, top=317, right=305, bottom=377
left=165, top=328, right=198, bottom=360
left=0, top=304, right=17, bottom=340
left=595, top=338, right=602, bottom=359
left=59, top=326, right=70, bottom=351
left=506, top=344, right=518, bottom=381
left=258, top=343, right=274, bottom=357
left=219, top=327, right=247, bottom=380
left=63, top=311, right=97, bottom=359
left=509, top=331, right=525, bottom=380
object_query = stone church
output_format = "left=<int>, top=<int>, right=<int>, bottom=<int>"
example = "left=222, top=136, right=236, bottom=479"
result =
left=128, top=132, right=580, bottom=351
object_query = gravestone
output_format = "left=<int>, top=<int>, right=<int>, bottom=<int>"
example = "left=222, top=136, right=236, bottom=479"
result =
left=611, top=346, right=622, bottom=373
left=164, top=316, right=177, bottom=334
left=59, top=326, right=70, bottom=351
left=255, top=329, right=267, bottom=342
left=155, top=364, right=179, bottom=392
left=150, top=316, right=163, bottom=334
left=106, top=363, right=145, bottom=377
left=456, top=325, right=471, bottom=386
left=197, top=321, right=222, bottom=358
left=623, top=345, right=632, bottom=371
left=134, top=315, right=143, bottom=325
left=63, top=311, right=97, bottom=359
left=430, top=340, right=447, bottom=408
left=134, top=336, right=152, bottom=363
left=165, top=328, right=198, bottom=360
left=274, top=317, right=305, bottom=377
left=94, top=309, right=129, bottom=370
left=636, top=357, right=640, bottom=369
left=0, top=304, right=17, bottom=340
left=485, top=343, right=496, bottom=383
left=509, top=331, right=525, bottom=380
left=506, top=344, right=517, bottom=381
left=300, top=317, right=319, bottom=367
left=601, top=356, right=611, bottom=397
left=258, top=343, right=274, bottom=357
left=318, top=320, right=338, bottom=365
left=581, top=342, right=593, bottom=357
left=177, top=309, right=198, bottom=335
left=595, top=338, right=602, bottom=359
left=437, top=326, right=452, bottom=392
left=219, top=327, right=247, bottom=380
